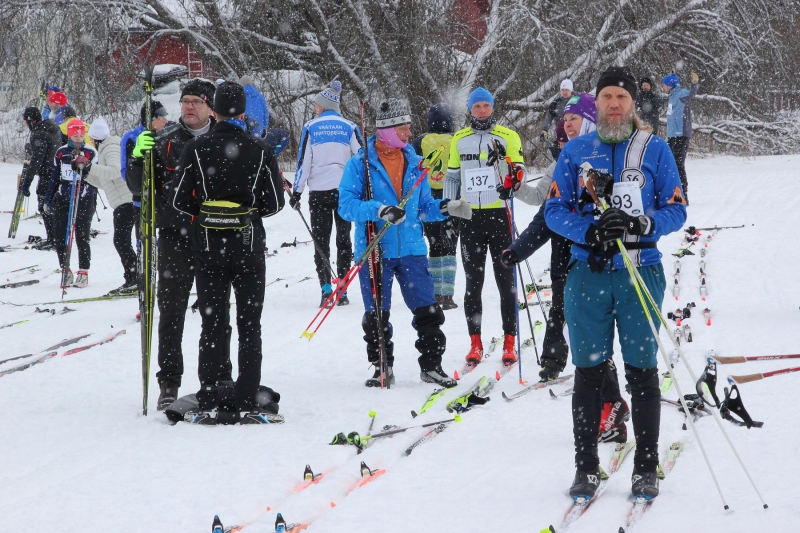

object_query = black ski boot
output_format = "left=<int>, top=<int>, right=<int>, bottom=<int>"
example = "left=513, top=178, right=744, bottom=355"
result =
left=539, top=364, right=561, bottom=382
left=631, top=470, right=660, bottom=500
left=157, top=383, right=179, bottom=411
left=435, top=294, right=458, bottom=310
left=569, top=467, right=603, bottom=501
left=336, top=292, right=350, bottom=306
left=212, top=515, right=223, bottom=533
left=420, top=366, right=457, bottom=388
left=108, top=281, right=137, bottom=297
left=365, top=365, right=394, bottom=387
left=275, top=513, right=287, bottom=533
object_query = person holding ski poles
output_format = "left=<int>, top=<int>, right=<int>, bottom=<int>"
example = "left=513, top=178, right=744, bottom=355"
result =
left=443, top=87, right=527, bottom=368
left=172, top=81, right=285, bottom=424
left=292, top=81, right=362, bottom=308
left=126, top=79, right=226, bottom=411
left=338, top=98, right=472, bottom=388
left=43, top=121, right=98, bottom=288
left=501, top=93, right=631, bottom=443
left=545, top=65, right=687, bottom=501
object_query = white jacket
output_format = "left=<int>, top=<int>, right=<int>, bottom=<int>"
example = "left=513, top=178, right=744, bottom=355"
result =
left=294, top=110, right=361, bottom=193
left=85, top=135, right=132, bottom=209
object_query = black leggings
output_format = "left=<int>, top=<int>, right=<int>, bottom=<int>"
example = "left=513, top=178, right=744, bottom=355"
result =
left=113, top=203, right=137, bottom=284
left=52, top=190, right=96, bottom=270
left=460, top=208, right=516, bottom=336
left=309, top=189, right=352, bottom=286
left=668, top=136, right=689, bottom=194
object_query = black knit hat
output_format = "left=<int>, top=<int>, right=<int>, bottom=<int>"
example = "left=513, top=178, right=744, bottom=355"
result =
left=427, top=103, right=454, bottom=134
left=596, top=66, right=638, bottom=100
left=181, top=78, right=216, bottom=106
left=140, top=100, right=167, bottom=126
left=23, top=106, right=42, bottom=123
left=61, top=106, right=77, bottom=119
left=213, top=81, right=247, bottom=117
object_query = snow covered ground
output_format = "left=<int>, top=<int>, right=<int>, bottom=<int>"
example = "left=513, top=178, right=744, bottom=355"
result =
left=1, top=155, right=799, bottom=533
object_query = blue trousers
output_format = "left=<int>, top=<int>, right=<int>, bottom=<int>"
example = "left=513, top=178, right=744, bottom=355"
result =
left=358, top=255, right=436, bottom=312
left=564, top=261, right=666, bottom=369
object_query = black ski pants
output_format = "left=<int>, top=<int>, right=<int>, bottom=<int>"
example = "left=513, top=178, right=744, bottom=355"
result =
left=309, top=189, right=352, bottom=287
left=194, top=244, right=266, bottom=411
left=36, top=179, right=56, bottom=244
left=113, top=202, right=137, bottom=285
left=573, top=362, right=659, bottom=473
left=460, top=208, right=516, bottom=336
left=52, top=190, right=95, bottom=271
left=668, top=136, right=690, bottom=195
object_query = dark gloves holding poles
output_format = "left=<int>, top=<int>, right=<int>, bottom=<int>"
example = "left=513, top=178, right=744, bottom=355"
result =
left=585, top=207, right=652, bottom=245
left=290, top=191, right=302, bottom=211
left=500, top=248, right=519, bottom=269
left=378, top=205, right=406, bottom=224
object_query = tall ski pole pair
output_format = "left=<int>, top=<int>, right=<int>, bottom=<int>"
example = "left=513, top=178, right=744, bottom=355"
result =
left=139, top=65, right=158, bottom=415
left=8, top=80, right=48, bottom=239
left=488, top=140, right=540, bottom=381
left=583, top=165, right=767, bottom=511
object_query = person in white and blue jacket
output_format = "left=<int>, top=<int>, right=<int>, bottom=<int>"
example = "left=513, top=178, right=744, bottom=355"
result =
left=663, top=71, right=699, bottom=200
left=338, top=98, right=472, bottom=389
left=544, top=66, right=687, bottom=504
left=293, top=81, right=362, bottom=307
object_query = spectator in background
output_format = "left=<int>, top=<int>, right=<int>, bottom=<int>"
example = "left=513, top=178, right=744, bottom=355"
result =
left=239, top=75, right=270, bottom=138
left=636, top=77, right=664, bottom=136
left=540, top=79, right=573, bottom=160
left=265, top=128, right=290, bottom=158
left=41, top=86, right=63, bottom=121
left=120, top=100, right=169, bottom=207
left=663, top=71, right=699, bottom=202
left=85, top=117, right=137, bottom=296
left=46, top=90, right=69, bottom=125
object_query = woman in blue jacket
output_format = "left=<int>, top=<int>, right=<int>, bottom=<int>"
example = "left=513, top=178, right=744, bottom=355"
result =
left=338, top=98, right=472, bottom=388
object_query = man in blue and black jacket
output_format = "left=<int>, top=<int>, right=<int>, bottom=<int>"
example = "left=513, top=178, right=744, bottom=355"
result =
left=545, top=66, right=687, bottom=503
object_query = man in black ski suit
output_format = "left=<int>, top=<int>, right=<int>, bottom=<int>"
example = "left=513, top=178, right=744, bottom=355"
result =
left=20, top=106, right=62, bottom=250
left=127, top=78, right=232, bottom=410
left=172, top=81, right=285, bottom=423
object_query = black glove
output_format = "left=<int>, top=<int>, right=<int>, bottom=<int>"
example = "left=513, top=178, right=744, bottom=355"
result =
left=378, top=205, right=406, bottom=224
left=585, top=208, right=626, bottom=244
left=600, top=207, right=651, bottom=236
left=20, top=180, right=31, bottom=197
left=290, top=191, right=302, bottom=210
left=500, top=248, right=519, bottom=269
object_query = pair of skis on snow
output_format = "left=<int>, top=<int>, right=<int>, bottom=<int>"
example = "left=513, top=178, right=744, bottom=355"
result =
left=543, top=440, right=687, bottom=533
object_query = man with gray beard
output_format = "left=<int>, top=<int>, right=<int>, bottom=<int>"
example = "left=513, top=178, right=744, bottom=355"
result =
left=545, top=65, right=687, bottom=502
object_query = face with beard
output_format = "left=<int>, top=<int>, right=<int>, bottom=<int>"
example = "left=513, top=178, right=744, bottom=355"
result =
left=595, top=86, right=635, bottom=143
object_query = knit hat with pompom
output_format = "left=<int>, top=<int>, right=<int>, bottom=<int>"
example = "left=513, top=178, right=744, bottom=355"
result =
left=314, top=81, right=342, bottom=113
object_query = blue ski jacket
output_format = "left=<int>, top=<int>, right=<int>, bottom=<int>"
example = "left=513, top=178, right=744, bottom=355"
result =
left=666, top=83, right=698, bottom=139
left=544, top=129, right=687, bottom=270
left=243, top=84, right=269, bottom=138
left=339, top=136, right=447, bottom=259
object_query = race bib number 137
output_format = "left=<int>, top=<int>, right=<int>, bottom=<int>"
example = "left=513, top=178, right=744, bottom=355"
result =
left=464, top=167, right=496, bottom=193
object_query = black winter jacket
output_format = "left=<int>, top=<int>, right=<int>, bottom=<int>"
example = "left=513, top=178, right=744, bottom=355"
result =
left=171, top=121, right=285, bottom=252
left=22, top=120, right=62, bottom=196
left=127, top=118, right=216, bottom=232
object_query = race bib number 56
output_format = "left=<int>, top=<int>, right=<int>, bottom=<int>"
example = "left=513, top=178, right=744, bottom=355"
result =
left=464, top=167, right=496, bottom=193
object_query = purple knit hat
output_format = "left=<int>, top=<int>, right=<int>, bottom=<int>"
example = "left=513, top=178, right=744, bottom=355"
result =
left=562, top=93, right=596, bottom=124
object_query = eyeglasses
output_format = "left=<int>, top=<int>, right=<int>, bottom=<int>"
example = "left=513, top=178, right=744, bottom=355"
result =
left=179, top=98, right=207, bottom=108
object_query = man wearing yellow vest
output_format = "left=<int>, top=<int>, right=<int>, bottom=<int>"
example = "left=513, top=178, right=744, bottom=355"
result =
left=444, top=87, right=526, bottom=366
left=412, top=103, right=459, bottom=310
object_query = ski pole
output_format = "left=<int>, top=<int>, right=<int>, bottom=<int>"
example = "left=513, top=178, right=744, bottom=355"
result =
left=585, top=173, right=768, bottom=510
left=301, top=145, right=446, bottom=339
left=712, top=352, right=800, bottom=365
left=334, top=415, right=463, bottom=447
left=281, top=180, right=338, bottom=283
left=98, top=192, right=108, bottom=210
left=95, top=206, right=101, bottom=222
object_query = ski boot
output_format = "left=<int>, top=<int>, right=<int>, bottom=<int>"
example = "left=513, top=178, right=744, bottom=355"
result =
left=336, top=291, right=350, bottom=306
left=73, top=270, right=89, bottom=288
left=365, top=365, right=395, bottom=387
left=436, top=294, right=458, bottom=310
left=501, top=334, right=518, bottom=366
left=108, top=281, right=137, bottom=297
left=184, top=409, right=216, bottom=425
left=539, top=364, right=561, bottom=382
left=319, top=284, right=333, bottom=308
left=212, top=515, right=223, bottom=533
left=598, top=399, right=630, bottom=443
left=157, top=383, right=179, bottom=411
left=60, top=269, right=74, bottom=288
left=420, top=365, right=457, bottom=388
left=569, top=467, right=603, bottom=500
left=631, top=469, right=660, bottom=499
left=275, top=513, right=287, bottom=533
left=465, top=334, right=482, bottom=366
